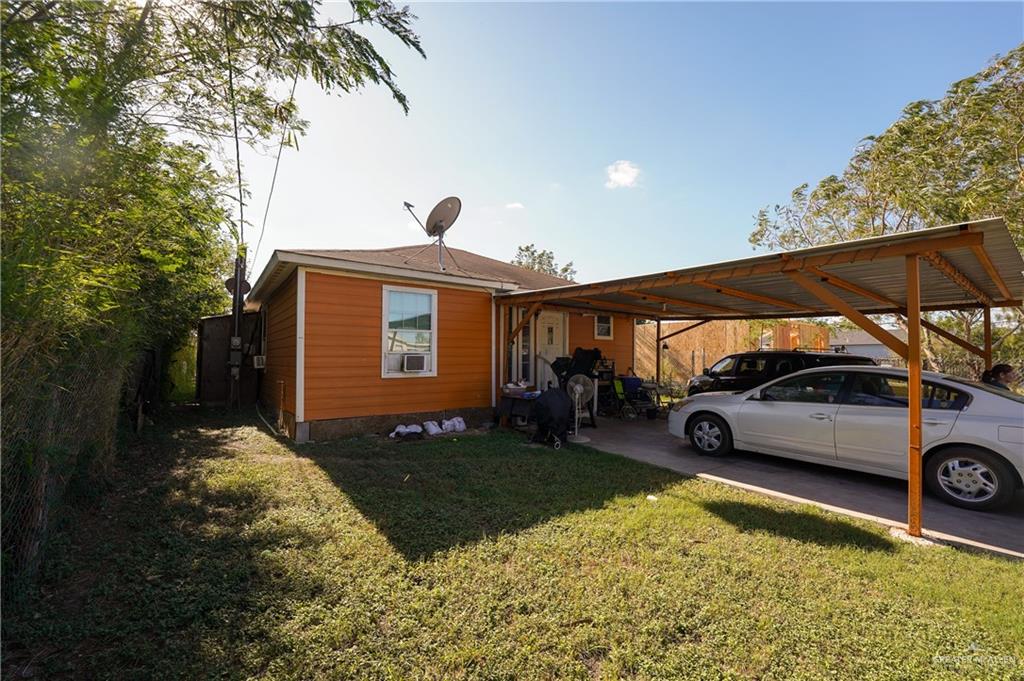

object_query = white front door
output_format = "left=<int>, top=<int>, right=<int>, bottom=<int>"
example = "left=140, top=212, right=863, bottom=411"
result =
left=536, top=311, right=565, bottom=390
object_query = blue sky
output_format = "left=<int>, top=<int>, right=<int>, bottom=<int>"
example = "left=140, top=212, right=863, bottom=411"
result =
left=242, top=2, right=1023, bottom=283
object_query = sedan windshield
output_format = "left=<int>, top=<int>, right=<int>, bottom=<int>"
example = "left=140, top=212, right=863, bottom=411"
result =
left=946, top=377, right=1024, bottom=405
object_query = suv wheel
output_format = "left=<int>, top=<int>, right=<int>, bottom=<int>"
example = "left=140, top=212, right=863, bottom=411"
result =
left=688, top=413, right=733, bottom=456
left=924, top=448, right=1017, bottom=511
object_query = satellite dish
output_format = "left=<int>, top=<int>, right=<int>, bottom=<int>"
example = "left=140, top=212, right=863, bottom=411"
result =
left=225, top=276, right=251, bottom=295
left=424, top=196, right=461, bottom=238
left=402, top=196, right=463, bottom=272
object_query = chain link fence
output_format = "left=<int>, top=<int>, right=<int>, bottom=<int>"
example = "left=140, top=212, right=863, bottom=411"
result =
left=1, top=325, right=156, bottom=605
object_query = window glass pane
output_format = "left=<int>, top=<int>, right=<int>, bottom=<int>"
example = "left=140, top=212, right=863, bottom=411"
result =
left=926, top=383, right=965, bottom=410
left=595, top=315, right=612, bottom=338
left=386, top=330, right=431, bottom=353
left=736, top=357, right=768, bottom=377
left=763, top=372, right=846, bottom=403
left=710, top=356, right=736, bottom=376
left=847, top=374, right=909, bottom=408
left=387, top=291, right=432, bottom=330
left=520, top=319, right=531, bottom=380
left=772, top=357, right=797, bottom=376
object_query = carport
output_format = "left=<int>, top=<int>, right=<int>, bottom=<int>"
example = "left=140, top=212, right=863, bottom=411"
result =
left=496, top=217, right=1024, bottom=536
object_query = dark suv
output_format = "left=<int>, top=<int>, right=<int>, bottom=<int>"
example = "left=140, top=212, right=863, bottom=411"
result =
left=686, top=350, right=876, bottom=396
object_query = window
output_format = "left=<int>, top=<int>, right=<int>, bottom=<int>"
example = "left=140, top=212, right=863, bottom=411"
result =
left=762, top=372, right=847, bottom=404
left=771, top=357, right=800, bottom=377
left=520, top=316, right=531, bottom=382
left=847, top=373, right=909, bottom=407
left=926, top=383, right=967, bottom=410
left=848, top=373, right=968, bottom=410
left=708, top=356, right=735, bottom=376
left=382, top=285, right=437, bottom=377
left=709, top=356, right=736, bottom=376
left=736, top=356, right=768, bottom=377
left=594, top=314, right=613, bottom=340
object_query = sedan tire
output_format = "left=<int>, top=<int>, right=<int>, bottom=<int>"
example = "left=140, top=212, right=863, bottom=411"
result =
left=924, top=447, right=1017, bottom=511
left=688, top=413, right=733, bottom=456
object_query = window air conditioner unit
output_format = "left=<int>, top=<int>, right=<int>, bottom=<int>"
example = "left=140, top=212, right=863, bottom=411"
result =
left=402, top=353, right=428, bottom=373
left=252, top=355, right=266, bottom=369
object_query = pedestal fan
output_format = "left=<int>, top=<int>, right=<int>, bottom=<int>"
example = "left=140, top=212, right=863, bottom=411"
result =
left=566, top=374, right=595, bottom=444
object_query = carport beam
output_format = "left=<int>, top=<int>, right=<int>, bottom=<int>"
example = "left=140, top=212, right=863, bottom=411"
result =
left=657, top=319, right=710, bottom=342
left=906, top=255, right=923, bottom=538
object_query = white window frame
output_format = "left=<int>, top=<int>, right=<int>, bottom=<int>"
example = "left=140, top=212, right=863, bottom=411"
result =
left=594, top=314, right=614, bottom=340
left=381, top=284, right=438, bottom=378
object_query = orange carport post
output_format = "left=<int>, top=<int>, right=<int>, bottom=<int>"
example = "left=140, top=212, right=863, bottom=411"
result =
left=905, top=255, right=923, bottom=537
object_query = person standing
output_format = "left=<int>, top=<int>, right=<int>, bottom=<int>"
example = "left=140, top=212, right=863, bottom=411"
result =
left=980, top=364, right=1018, bottom=391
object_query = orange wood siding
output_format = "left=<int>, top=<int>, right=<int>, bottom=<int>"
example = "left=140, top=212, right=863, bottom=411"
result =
left=567, top=312, right=636, bottom=373
left=303, top=272, right=493, bottom=421
left=260, top=271, right=297, bottom=413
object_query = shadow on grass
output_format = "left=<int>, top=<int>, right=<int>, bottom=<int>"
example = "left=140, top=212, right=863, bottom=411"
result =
left=2, top=408, right=332, bottom=679
left=700, top=499, right=895, bottom=552
left=294, top=431, right=683, bottom=561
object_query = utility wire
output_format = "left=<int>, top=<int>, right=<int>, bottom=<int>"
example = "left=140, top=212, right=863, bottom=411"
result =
left=250, top=69, right=300, bottom=275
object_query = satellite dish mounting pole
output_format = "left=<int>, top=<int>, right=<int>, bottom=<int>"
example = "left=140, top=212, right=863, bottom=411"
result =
left=437, top=226, right=445, bottom=272
left=402, top=197, right=462, bottom=274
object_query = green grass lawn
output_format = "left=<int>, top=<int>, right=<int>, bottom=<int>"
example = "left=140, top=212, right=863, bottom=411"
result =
left=4, top=409, right=1023, bottom=680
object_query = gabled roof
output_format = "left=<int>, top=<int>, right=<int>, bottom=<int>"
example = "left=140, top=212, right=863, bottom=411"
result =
left=248, top=244, right=570, bottom=304
left=287, top=245, right=570, bottom=290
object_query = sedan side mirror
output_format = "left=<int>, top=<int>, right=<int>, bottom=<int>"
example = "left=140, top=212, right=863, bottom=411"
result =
left=703, top=368, right=711, bottom=376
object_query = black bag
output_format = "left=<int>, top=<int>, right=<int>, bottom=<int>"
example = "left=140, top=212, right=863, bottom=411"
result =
left=530, top=388, right=572, bottom=448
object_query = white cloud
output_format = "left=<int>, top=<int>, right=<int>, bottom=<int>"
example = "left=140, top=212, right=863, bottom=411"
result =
left=504, top=202, right=525, bottom=210
left=604, top=160, right=641, bottom=189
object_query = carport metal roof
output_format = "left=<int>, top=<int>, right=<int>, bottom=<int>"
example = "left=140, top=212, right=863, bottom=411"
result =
left=495, top=217, right=1022, bottom=320
left=497, top=217, right=1022, bottom=539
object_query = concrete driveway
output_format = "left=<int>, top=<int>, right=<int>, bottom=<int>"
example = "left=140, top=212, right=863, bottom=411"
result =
left=585, top=417, right=1024, bottom=558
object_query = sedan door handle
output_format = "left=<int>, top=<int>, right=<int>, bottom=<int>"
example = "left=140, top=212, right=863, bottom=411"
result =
left=923, top=419, right=944, bottom=426
left=809, top=413, right=832, bottom=421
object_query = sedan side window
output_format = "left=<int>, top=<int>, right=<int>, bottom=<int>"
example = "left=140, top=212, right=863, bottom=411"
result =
left=762, top=373, right=847, bottom=404
left=847, top=375, right=967, bottom=410
left=926, top=383, right=967, bottom=410
left=848, top=374, right=909, bottom=407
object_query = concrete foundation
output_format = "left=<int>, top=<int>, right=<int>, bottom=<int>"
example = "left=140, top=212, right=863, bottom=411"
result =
left=306, top=406, right=495, bottom=441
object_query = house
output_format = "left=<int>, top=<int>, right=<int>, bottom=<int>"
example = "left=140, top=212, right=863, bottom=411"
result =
left=247, top=246, right=637, bottom=441
left=830, top=328, right=907, bottom=365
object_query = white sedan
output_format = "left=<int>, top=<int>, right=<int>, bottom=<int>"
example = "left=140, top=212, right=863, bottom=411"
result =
left=668, top=365, right=1024, bottom=510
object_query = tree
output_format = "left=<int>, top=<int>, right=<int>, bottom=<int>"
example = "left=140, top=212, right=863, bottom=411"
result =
left=750, top=45, right=1023, bottom=252
left=749, top=45, right=1024, bottom=376
left=511, top=244, right=577, bottom=281
left=1, top=0, right=425, bottom=597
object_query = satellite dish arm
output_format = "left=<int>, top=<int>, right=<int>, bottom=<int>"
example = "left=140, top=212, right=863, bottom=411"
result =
left=403, top=202, right=427, bottom=233
left=440, top=240, right=460, bottom=271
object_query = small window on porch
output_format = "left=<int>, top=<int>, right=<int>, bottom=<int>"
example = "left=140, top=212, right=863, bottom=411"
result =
left=594, top=314, right=613, bottom=340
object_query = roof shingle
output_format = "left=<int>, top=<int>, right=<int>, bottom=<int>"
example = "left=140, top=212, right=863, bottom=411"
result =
left=283, top=245, right=571, bottom=290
